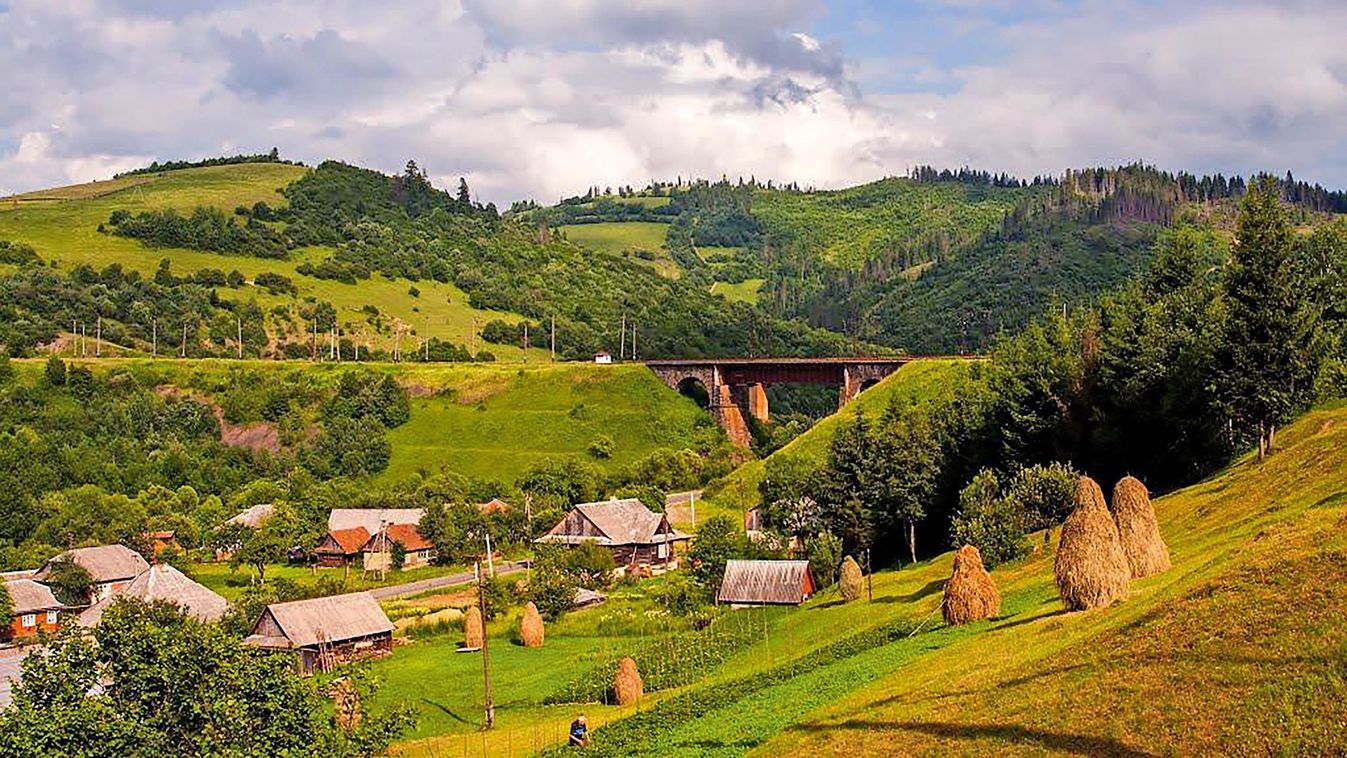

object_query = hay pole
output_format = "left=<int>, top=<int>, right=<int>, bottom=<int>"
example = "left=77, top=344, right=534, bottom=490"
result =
left=906, top=605, right=943, bottom=639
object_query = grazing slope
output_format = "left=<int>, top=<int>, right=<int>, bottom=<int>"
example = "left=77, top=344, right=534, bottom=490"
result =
left=0, top=164, right=553, bottom=361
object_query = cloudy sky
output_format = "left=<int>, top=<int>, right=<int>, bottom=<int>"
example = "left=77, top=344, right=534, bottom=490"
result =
left=2, top=0, right=1345, bottom=202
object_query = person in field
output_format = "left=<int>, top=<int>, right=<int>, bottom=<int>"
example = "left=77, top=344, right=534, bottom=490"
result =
left=569, top=714, right=590, bottom=747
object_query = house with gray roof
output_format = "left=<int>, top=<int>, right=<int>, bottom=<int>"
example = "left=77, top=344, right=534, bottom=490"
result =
left=4, top=579, right=65, bottom=641
left=77, top=563, right=227, bottom=628
left=34, top=545, right=150, bottom=604
left=327, top=508, right=424, bottom=535
left=535, top=498, right=689, bottom=569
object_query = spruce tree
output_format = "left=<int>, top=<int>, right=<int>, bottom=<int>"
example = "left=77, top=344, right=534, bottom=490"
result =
left=1215, top=176, right=1300, bottom=458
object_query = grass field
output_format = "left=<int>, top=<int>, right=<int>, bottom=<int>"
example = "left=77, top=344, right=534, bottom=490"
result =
left=0, top=164, right=548, bottom=360
left=708, top=278, right=765, bottom=305
left=188, top=561, right=466, bottom=601
left=558, top=222, right=679, bottom=278
left=378, top=362, right=722, bottom=483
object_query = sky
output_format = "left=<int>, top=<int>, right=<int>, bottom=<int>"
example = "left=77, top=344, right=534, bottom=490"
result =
left=1, top=0, right=1345, bottom=203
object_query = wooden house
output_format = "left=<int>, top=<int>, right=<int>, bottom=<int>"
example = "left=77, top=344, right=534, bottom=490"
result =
left=143, top=530, right=181, bottom=556
left=4, top=579, right=64, bottom=641
left=716, top=559, right=816, bottom=606
left=535, top=498, right=689, bottom=569
left=77, top=563, right=227, bottom=627
left=34, top=545, right=150, bottom=604
left=314, top=527, right=371, bottom=568
left=365, top=524, right=436, bottom=567
left=243, top=592, right=394, bottom=674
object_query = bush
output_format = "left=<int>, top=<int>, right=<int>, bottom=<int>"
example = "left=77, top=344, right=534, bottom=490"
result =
left=45, top=356, right=66, bottom=386
left=587, top=434, right=615, bottom=459
left=951, top=469, right=1030, bottom=568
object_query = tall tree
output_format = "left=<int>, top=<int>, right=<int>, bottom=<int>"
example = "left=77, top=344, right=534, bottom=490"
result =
left=1214, top=176, right=1304, bottom=458
left=867, top=406, right=942, bottom=563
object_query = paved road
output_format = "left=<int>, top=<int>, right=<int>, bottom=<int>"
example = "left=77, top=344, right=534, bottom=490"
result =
left=368, top=560, right=528, bottom=600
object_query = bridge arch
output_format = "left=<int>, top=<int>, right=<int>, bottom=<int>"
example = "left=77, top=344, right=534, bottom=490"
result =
left=676, top=376, right=710, bottom=409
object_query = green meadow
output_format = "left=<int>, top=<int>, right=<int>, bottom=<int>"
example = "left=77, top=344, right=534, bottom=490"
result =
left=558, top=222, right=679, bottom=278
left=0, top=164, right=548, bottom=360
left=708, top=278, right=765, bottom=305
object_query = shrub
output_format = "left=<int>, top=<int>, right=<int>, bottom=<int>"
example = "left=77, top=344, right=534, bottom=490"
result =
left=951, top=469, right=1030, bottom=568
left=587, top=434, right=615, bottom=459
left=45, top=356, right=66, bottom=386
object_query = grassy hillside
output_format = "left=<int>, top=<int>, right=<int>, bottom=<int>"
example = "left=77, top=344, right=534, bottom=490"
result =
left=379, top=362, right=721, bottom=483
left=0, top=164, right=549, bottom=360
left=696, top=358, right=978, bottom=523
left=709, top=278, right=764, bottom=305
left=557, top=401, right=1347, bottom=757
left=559, top=221, right=679, bottom=277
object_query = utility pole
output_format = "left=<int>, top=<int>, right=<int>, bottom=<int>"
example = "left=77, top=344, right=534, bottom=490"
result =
left=424, top=317, right=430, bottom=361
left=620, top=314, right=626, bottom=359
left=237, top=316, right=243, bottom=359
left=311, top=319, right=318, bottom=362
left=522, top=322, right=529, bottom=362
left=152, top=319, right=157, bottom=357
left=70, top=319, right=76, bottom=356
left=631, top=322, right=637, bottom=361
left=866, top=548, right=873, bottom=602
left=95, top=316, right=101, bottom=357
left=181, top=322, right=187, bottom=358
left=550, top=315, right=556, bottom=362
left=690, top=489, right=696, bottom=530
left=476, top=560, right=496, bottom=729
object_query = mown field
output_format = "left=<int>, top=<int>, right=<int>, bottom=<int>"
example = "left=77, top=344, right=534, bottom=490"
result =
left=396, top=400, right=1347, bottom=757
left=0, top=164, right=549, bottom=360
left=708, top=278, right=764, bottom=305
left=558, top=221, right=679, bottom=278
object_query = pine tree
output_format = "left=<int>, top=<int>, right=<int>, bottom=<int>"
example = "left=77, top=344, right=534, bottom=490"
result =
left=457, top=177, right=471, bottom=207
left=1214, top=176, right=1302, bottom=458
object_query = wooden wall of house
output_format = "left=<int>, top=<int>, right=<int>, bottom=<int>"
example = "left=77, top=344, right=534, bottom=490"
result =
left=7, top=611, right=60, bottom=640
left=297, top=632, right=393, bottom=674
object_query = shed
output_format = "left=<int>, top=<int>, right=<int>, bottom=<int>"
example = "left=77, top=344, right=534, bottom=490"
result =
left=77, top=564, right=227, bottom=627
left=35, top=545, right=150, bottom=603
left=243, top=591, right=393, bottom=673
left=716, top=560, right=816, bottom=606
left=535, top=498, right=688, bottom=568
left=4, top=579, right=64, bottom=640
left=327, top=508, right=424, bottom=534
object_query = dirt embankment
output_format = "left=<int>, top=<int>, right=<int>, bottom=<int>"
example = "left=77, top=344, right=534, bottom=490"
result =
left=154, top=385, right=281, bottom=454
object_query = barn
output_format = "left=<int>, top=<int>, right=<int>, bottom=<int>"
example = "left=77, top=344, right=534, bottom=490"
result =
left=716, top=560, right=816, bottom=606
left=243, top=591, right=393, bottom=674
left=535, top=498, right=688, bottom=570
left=314, top=527, right=372, bottom=568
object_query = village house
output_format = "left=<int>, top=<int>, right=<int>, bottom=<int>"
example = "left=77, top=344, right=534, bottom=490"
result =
left=716, top=559, right=817, bottom=607
left=327, top=508, right=423, bottom=534
left=535, top=498, right=689, bottom=570
left=77, top=563, right=227, bottom=627
left=314, top=527, right=371, bottom=568
left=243, top=591, right=394, bottom=674
left=4, top=579, right=64, bottom=641
left=34, top=545, right=150, bottom=604
left=143, top=530, right=181, bottom=556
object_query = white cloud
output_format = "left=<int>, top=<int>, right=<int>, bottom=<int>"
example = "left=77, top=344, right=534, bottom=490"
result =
left=0, top=0, right=1344, bottom=202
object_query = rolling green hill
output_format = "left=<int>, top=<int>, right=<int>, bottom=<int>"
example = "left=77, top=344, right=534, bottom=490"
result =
left=0, top=163, right=549, bottom=361
left=551, top=401, right=1347, bottom=757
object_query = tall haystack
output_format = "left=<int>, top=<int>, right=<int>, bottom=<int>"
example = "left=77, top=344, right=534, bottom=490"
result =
left=838, top=555, right=864, bottom=602
left=614, top=657, right=643, bottom=705
left=519, top=601, right=545, bottom=648
left=941, top=545, right=1001, bottom=625
left=464, top=605, right=485, bottom=649
left=1111, top=476, right=1170, bottom=578
left=1054, top=476, right=1131, bottom=611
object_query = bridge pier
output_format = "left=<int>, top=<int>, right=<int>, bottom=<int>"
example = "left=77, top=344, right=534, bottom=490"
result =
left=648, top=357, right=915, bottom=449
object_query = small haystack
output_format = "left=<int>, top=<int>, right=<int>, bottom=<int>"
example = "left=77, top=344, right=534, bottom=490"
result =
left=941, top=545, right=1001, bottom=625
left=1054, top=476, right=1131, bottom=611
left=519, top=601, right=545, bottom=648
left=838, top=555, right=864, bottom=602
left=464, top=605, right=485, bottom=649
left=1112, top=476, right=1170, bottom=578
left=614, top=657, right=643, bottom=705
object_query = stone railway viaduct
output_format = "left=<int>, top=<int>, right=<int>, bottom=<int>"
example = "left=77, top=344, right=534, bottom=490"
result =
left=646, top=356, right=924, bottom=449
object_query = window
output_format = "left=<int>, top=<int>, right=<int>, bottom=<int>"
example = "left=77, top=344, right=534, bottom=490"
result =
left=21, top=614, right=35, bottom=628
left=657, top=543, right=668, bottom=559
left=46, top=611, right=57, bottom=625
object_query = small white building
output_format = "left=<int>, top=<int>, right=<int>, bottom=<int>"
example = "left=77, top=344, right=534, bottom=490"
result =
left=593, top=351, right=613, bottom=364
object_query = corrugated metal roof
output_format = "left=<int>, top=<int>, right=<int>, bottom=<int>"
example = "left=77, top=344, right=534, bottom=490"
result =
left=538, top=499, right=688, bottom=547
left=716, top=560, right=814, bottom=605
left=77, top=564, right=227, bottom=627
left=327, top=509, right=423, bottom=534
left=4, top=578, right=63, bottom=614
left=253, top=591, right=392, bottom=649
left=35, top=545, right=149, bottom=584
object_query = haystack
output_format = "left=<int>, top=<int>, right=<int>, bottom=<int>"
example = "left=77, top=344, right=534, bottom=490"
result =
left=838, top=555, right=864, bottom=602
left=1054, top=476, right=1130, bottom=610
left=519, top=601, right=545, bottom=648
left=614, top=657, right=643, bottom=705
left=1111, top=476, right=1170, bottom=578
left=464, top=605, right=485, bottom=649
left=941, top=545, right=1001, bottom=625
